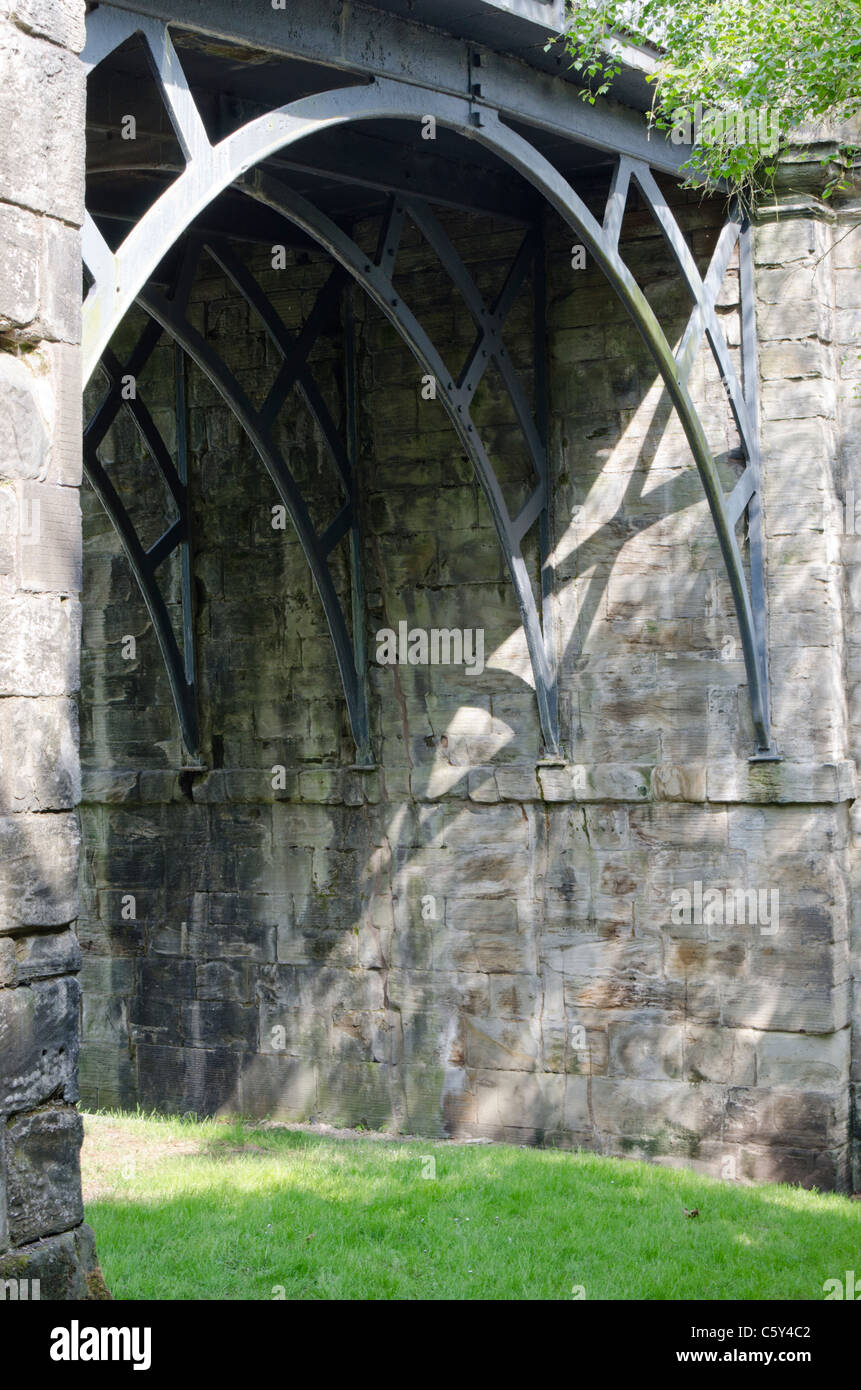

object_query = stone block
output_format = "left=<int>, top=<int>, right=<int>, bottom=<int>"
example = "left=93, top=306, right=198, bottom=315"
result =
left=6, top=1106, right=83, bottom=1245
left=720, top=980, right=849, bottom=1034
left=196, top=960, right=255, bottom=1003
left=0, top=201, right=39, bottom=331
left=0, top=813, right=80, bottom=934
left=128, top=994, right=180, bottom=1047
left=0, top=26, right=84, bottom=224
left=258, top=963, right=384, bottom=1022
left=488, top=972, right=540, bottom=1019
left=317, top=1060, right=394, bottom=1128
left=651, top=763, right=706, bottom=802
left=137, top=1044, right=241, bottom=1117
left=0, top=976, right=79, bottom=1110
left=238, top=1053, right=317, bottom=1120
left=434, top=927, right=535, bottom=975
left=36, top=216, right=81, bottom=343
left=608, top=1021, right=684, bottom=1080
left=684, top=1024, right=756, bottom=1085
left=756, top=1030, right=849, bottom=1089
left=463, top=1016, right=540, bottom=1071
left=471, top=1068, right=565, bottom=1132
left=725, top=1086, right=847, bottom=1149
left=440, top=801, right=528, bottom=849
left=759, top=339, right=830, bottom=380
left=80, top=1030, right=139, bottom=1110
left=137, top=958, right=195, bottom=1000
left=0, top=350, right=48, bottom=480
left=444, top=898, right=517, bottom=932
left=181, top=1000, right=258, bottom=1051
left=737, top=1143, right=847, bottom=1191
left=591, top=1078, right=724, bottom=1151
left=584, top=806, right=628, bottom=847
left=0, top=697, right=79, bottom=812
left=0, top=593, right=80, bottom=696
left=386, top=968, right=488, bottom=1015
left=16, top=482, right=81, bottom=594
left=707, top=761, right=852, bottom=805
left=629, top=803, right=727, bottom=848
left=12, top=927, right=80, bottom=984
left=82, top=991, right=129, bottom=1046
left=3, top=1, right=86, bottom=52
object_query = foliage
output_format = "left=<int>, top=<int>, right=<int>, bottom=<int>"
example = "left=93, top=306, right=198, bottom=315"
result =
left=553, top=1, right=861, bottom=201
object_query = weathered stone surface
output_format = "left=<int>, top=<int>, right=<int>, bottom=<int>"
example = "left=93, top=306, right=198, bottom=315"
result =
left=317, top=1061, right=394, bottom=1127
left=0, top=201, right=40, bottom=332
left=0, top=201, right=80, bottom=346
left=137, top=1044, right=241, bottom=1117
left=608, top=1021, right=684, bottom=1080
left=70, top=179, right=860, bottom=1195
left=0, top=593, right=80, bottom=695
left=238, top=1054, right=317, bottom=1120
left=12, top=927, right=80, bottom=985
left=707, top=760, right=856, bottom=805
left=16, top=482, right=82, bottom=595
left=0, top=977, right=79, bottom=1111
left=0, top=22, right=84, bottom=224
left=0, top=697, right=79, bottom=812
left=0, top=813, right=80, bottom=930
left=0, top=350, right=48, bottom=480
left=5, top=1106, right=83, bottom=1245
left=0, top=1223, right=110, bottom=1300
left=1, top=1, right=86, bottom=55
left=0, top=0, right=92, bottom=1302
left=756, top=1031, right=849, bottom=1089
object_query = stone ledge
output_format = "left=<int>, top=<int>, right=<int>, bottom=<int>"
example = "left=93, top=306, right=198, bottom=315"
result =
left=80, top=760, right=859, bottom=807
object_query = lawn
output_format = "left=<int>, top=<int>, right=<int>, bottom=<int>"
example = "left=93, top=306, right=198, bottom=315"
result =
left=81, top=1111, right=861, bottom=1301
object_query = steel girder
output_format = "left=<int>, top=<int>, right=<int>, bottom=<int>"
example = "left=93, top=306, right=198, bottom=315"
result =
left=82, top=3, right=776, bottom=759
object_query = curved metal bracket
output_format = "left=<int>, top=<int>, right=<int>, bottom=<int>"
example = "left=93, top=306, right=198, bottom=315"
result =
left=82, top=3, right=776, bottom=758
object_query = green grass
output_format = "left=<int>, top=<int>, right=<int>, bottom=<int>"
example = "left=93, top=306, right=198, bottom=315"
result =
left=82, top=1110, right=861, bottom=1300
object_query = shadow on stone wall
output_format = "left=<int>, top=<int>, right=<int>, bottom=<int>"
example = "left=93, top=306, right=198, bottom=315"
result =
left=77, top=180, right=855, bottom=1192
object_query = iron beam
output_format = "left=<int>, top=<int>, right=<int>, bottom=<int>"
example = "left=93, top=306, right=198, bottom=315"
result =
left=94, top=0, right=691, bottom=176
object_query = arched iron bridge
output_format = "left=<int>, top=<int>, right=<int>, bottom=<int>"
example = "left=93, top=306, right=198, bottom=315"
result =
left=81, top=1, right=778, bottom=766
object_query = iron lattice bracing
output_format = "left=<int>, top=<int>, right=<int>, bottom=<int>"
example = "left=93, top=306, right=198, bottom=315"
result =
left=81, top=2, right=777, bottom=761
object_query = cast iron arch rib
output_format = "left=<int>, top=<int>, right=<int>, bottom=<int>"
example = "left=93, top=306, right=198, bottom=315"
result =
left=138, top=244, right=373, bottom=766
left=83, top=297, right=199, bottom=755
left=237, top=178, right=561, bottom=757
left=82, top=3, right=776, bottom=758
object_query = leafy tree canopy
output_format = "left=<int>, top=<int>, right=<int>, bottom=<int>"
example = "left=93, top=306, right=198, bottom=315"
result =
left=554, top=0, right=861, bottom=202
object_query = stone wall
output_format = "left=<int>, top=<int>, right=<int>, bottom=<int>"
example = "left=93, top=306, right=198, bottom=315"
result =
left=0, top=0, right=106, bottom=1297
left=836, top=207, right=861, bottom=1192
left=78, top=168, right=859, bottom=1189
